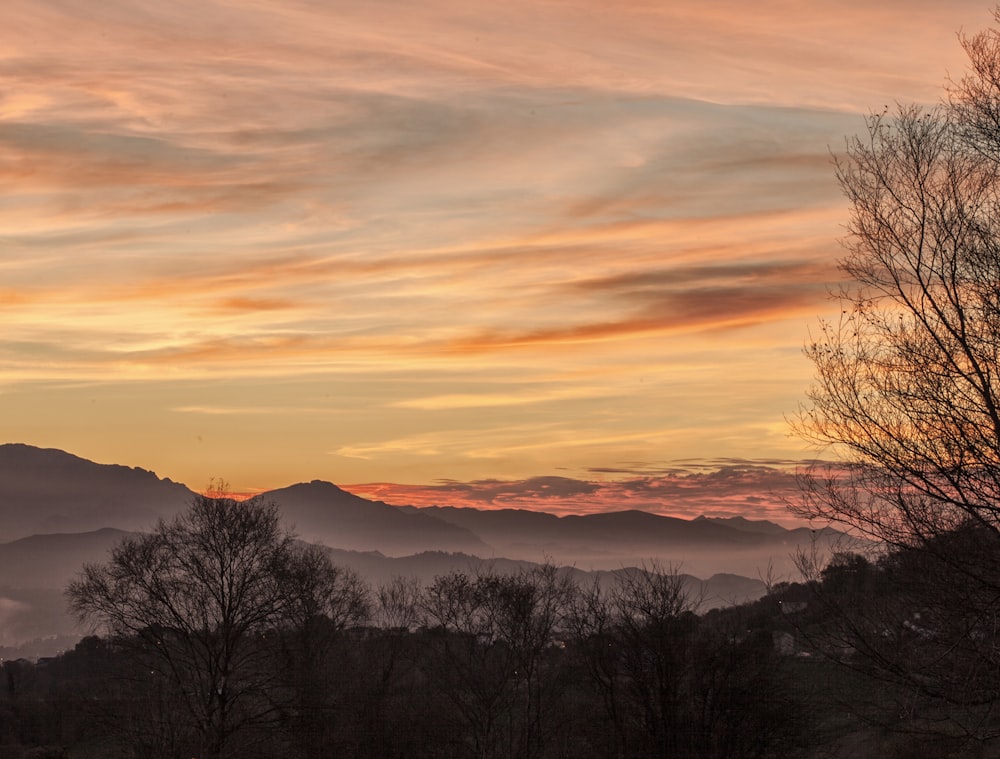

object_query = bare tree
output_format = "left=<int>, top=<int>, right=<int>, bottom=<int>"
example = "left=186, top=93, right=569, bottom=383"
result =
left=796, top=101, right=1000, bottom=540
left=67, top=494, right=357, bottom=759
left=570, top=563, right=798, bottom=758
left=419, top=564, right=577, bottom=759
left=792, top=10, right=1000, bottom=744
left=374, top=575, right=422, bottom=633
left=614, top=563, right=700, bottom=754
left=276, top=543, right=370, bottom=757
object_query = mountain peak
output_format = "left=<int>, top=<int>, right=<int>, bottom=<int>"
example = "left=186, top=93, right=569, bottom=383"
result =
left=0, top=444, right=193, bottom=539
left=695, top=514, right=789, bottom=536
left=0, top=443, right=169, bottom=484
left=257, top=481, right=488, bottom=556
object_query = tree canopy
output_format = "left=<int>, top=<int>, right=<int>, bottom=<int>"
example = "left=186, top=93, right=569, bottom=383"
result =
left=67, top=494, right=367, bottom=759
left=793, top=9, right=1000, bottom=742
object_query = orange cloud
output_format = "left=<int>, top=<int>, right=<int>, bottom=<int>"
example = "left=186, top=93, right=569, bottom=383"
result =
left=0, top=0, right=989, bottom=495
left=210, top=297, right=297, bottom=314
left=347, top=460, right=814, bottom=525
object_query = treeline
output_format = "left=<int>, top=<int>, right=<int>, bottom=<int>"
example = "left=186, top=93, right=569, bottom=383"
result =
left=0, top=561, right=803, bottom=759
left=8, top=494, right=997, bottom=758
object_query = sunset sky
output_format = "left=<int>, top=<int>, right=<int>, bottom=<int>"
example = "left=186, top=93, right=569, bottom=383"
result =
left=1, top=1, right=991, bottom=522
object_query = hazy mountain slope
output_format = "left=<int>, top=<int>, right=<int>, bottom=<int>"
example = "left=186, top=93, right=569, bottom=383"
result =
left=0, top=444, right=811, bottom=652
left=0, top=586, right=76, bottom=650
left=259, top=481, right=489, bottom=555
left=557, top=510, right=771, bottom=545
left=0, top=445, right=487, bottom=556
left=412, top=505, right=787, bottom=549
left=0, top=444, right=828, bottom=576
left=320, top=546, right=768, bottom=610
left=406, top=504, right=834, bottom=576
left=0, top=532, right=770, bottom=653
left=0, top=528, right=135, bottom=649
left=0, top=444, right=193, bottom=539
left=0, top=527, right=131, bottom=589
left=694, top=515, right=790, bottom=535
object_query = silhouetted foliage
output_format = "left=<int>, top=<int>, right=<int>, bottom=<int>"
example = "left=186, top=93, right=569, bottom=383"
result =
left=0, top=557, right=815, bottom=758
left=418, top=563, right=577, bottom=759
left=66, top=494, right=367, bottom=759
left=790, top=10, right=1000, bottom=747
left=568, top=563, right=801, bottom=759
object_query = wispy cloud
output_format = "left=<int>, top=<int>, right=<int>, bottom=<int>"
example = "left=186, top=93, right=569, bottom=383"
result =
left=390, top=385, right=612, bottom=410
left=172, top=404, right=340, bottom=416
left=0, top=0, right=990, bottom=493
left=348, top=459, right=813, bottom=525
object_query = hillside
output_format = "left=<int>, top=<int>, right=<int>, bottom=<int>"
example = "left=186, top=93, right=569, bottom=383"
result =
left=0, top=444, right=192, bottom=539
left=259, top=481, right=487, bottom=555
left=0, top=444, right=827, bottom=653
left=407, top=504, right=837, bottom=577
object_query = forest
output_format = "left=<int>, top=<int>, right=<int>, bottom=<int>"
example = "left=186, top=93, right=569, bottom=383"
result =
left=0, top=495, right=991, bottom=758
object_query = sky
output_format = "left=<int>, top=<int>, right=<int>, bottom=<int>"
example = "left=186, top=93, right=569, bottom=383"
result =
left=0, top=0, right=992, bottom=523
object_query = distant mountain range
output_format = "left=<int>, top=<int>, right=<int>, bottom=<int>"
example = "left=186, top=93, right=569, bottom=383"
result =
left=0, top=443, right=843, bottom=655
left=405, top=505, right=834, bottom=576
left=0, top=444, right=484, bottom=555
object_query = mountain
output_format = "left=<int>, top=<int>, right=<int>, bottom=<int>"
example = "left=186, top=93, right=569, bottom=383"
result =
left=259, top=481, right=487, bottom=555
left=0, top=444, right=193, bottom=540
left=319, top=546, right=768, bottom=610
left=0, top=527, right=131, bottom=589
left=694, top=515, right=790, bottom=536
left=0, top=528, right=135, bottom=648
left=0, top=443, right=836, bottom=579
left=408, top=505, right=788, bottom=549
left=0, top=446, right=485, bottom=556
left=405, top=505, right=838, bottom=577
left=0, top=443, right=828, bottom=653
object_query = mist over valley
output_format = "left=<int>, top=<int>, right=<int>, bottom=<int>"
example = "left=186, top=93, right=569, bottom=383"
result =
left=0, top=444, right=839, bottom=656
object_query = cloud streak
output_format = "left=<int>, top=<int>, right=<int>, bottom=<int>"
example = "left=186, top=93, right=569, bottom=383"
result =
left=348, top=459, right=813, bottom=525
left=0, top=0, right=991, bottom=495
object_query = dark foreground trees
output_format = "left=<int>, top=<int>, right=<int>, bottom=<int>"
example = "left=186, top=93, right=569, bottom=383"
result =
left=419, top=564, right=578, bottom=759
left=569, top=564, right=799, bottom=759
left=45, top=548, right=805, bottom=759
left=793, top=8, right=1000, bottom=746
left=67, top=494, right=368, bottom=759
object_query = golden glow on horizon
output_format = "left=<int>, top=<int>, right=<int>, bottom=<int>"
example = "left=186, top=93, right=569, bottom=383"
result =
left=0, top=0, right=991, bottom=517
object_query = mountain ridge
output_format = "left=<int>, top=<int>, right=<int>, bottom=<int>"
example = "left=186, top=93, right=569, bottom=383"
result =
left=257, top=480, right=487, bottom=555
left=404, top=502, right=834, bottom=575
left=0, top=443, right=837, bottom=655
left=0, top=443, right=192, bottom=539
left=0, top=444, right=815, bottom=557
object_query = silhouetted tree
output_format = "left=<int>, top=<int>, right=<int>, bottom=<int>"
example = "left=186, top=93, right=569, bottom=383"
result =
left=569, top=563, right=801, bottom=758
left=353, top=576, right=424, bottom=757
left=419, top=564, right=576, bottom=759
left=67, top=494, right=353, bottom=758
left=792, top=11, right=1000, bottom=743
left=275, top=543, right=370, bottom=757
left=569, top=564, right=701, bottom=758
